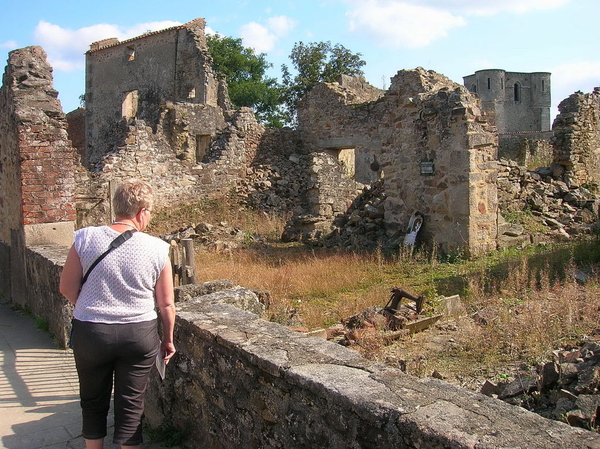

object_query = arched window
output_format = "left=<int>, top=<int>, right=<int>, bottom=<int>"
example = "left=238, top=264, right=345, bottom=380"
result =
left=513, top=83, right=521, bottom=102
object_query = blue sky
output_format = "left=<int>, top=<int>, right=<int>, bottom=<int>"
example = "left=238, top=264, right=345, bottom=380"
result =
left=1, top=0, right=598, bottom=121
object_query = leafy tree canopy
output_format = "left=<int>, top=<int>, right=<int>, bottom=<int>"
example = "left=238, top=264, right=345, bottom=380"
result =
left=206, top=34, right=285, bottom=127
left=281, top=41, right=366, bottom=121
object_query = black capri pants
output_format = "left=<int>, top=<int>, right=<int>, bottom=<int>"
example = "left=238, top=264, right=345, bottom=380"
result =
left=71, top=319, right=159, bottom=445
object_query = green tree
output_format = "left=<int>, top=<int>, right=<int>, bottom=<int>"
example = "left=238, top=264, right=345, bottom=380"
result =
left=281, top=41, right=366, bottom=122
left=206, top=34, right=285, bottom=127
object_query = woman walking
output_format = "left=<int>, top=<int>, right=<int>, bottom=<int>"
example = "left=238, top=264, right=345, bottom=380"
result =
left=60, top=179, right=176, bottom=449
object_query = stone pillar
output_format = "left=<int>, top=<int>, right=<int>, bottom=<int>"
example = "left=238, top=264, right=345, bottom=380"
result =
left=0, top=46, right=76, bottom=249
left=1, top=46, right=76, bottom=303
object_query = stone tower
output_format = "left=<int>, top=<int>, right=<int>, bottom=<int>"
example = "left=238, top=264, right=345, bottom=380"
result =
left=463, top=69, right=551, bottom=133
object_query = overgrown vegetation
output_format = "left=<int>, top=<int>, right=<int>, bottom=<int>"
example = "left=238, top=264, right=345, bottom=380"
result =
left=205, top=35, right=366, bottom=126
left=149, top=199, right=600, bottom=387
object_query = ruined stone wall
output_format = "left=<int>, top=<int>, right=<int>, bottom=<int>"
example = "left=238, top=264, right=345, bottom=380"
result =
left=0, top=53, right=23, bottom=244
left=85, top=18, right=219, bottom=165
left=3, top=243, right=598, bottom=448
left=0, top=46, right=76, bottom=247
left=75, top=107, right=266, bottom=228
left=140, top=291, right=599, bottom=449
left=499, top=132, right=554, bottom=166
left=298, top=68, right=498, bottom=256
left=552, top=88, right=600, bottom=188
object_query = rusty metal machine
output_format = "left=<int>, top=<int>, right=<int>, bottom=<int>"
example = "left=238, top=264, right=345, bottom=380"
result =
left=383, top=287, right=425, bottom=314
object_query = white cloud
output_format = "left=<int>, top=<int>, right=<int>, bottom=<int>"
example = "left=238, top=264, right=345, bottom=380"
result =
left=390, top=0, right=571, bottom=16
left=1, top=40, right=18, bottom=50
left=33, top=20, right=181, bottom=72
left=344, top=0, right=572, bottom=48
left=240, top=22, right=276, bottom=53
left=429, top=0, right=572, bottom=16
left=267, top=16, right=297, bottom=37
left=240, top=15, right=297, bottom=53
left=346, top=1, right=467, bottom=48
left=550, top=61, right=600, bottom=114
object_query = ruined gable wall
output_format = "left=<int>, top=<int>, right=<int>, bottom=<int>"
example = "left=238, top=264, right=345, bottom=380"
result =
left=298, top=68, right=498, bottom=256
left=175, top=18, right=219, bottom=106
left=85, top=18, right=221, bottom=165
left=298, top=75, right=385, bottom=186
left=0, top=46, right=75, bottom=246
left=85, top=29, right=181, bottom=163
left=552, top=88, right=600, bottom=188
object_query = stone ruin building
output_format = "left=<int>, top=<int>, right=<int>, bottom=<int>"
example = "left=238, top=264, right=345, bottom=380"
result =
left=2, top=18, right=600, bottom=449
left=463, top=69, right=552, bottom=134
left=1, top=17, right=600, bottom=265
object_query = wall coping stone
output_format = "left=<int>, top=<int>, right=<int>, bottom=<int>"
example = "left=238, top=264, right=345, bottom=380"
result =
left=156, top=298, right=600, bottom=448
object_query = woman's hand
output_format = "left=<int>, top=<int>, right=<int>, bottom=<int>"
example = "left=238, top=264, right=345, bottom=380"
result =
left=161, top=340, right=176, bottom=364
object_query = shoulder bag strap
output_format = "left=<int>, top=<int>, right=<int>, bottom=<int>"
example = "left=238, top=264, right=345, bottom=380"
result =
left=80, top=229, right=137, bottom=287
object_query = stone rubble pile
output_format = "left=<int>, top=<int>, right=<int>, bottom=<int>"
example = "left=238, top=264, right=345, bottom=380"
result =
left=320, top=180, right=388, bottom=251
left=162, top=221, right=250, bottom=253
left=481, top=335, right=600, bottom=432
left=235, top=156, right=309, bottom=215
left=497, top=159, right=599, bottom=249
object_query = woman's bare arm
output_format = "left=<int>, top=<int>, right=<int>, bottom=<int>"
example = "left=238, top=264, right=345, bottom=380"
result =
left=59, top=245, right=83, bottom=305
left=155, top=260, right=176, bottom=364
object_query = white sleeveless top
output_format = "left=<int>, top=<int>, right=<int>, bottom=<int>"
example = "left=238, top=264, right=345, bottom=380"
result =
left=73, top=226, right=170, bottom=324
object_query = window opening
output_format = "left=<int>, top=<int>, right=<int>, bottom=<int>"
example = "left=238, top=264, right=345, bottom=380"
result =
left=487, top=78, right=491, bottom=89
left=122, top=90, right=138, bottom=119
left=337, top=148, right=355, bottom=179
left=513, top=83, right=521, bottom=102
left=195, top=134, right=211, bottom=163
left=126, top=46, right=135, bottom=61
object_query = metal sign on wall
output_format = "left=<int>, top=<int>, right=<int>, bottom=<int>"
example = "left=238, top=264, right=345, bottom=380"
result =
left=420, top=159, right=435, bottom=175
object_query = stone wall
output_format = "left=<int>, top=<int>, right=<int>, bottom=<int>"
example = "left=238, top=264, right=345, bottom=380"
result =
left=144, top=287, right=599, bottom=449
left=552, top=88, right=600, bottom=188
left=463, top=70, right=551, bottom=133
left=0, top=46, right=76, bottom=246
left=298, top=68, right=498, bottom=256
left=7, top=246, right=598, bottom=448
left=85, top=18, right=219, bottom=165
left=499, top=132, right=553, bottom=165
left=75, top=106, right=267, bottom=228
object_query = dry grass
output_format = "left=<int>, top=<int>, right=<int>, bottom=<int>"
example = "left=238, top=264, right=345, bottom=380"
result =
left=152, top=197, right=600, bottom=385
left=195, top=248, right=397, bottom=328
left=378, top=257, right=600, bottom=386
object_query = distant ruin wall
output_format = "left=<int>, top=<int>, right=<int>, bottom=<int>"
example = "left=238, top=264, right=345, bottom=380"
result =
left=85, top=18, right=219, bottom=165
left=463, top=70, right=551, bottom=134
left=298, top=69, right=498, bottom=256
left=74, top=104, right=267, bottom=228
left=552, top=88, right=600, bottom=188
left=499, top=132, right=553, bottom=165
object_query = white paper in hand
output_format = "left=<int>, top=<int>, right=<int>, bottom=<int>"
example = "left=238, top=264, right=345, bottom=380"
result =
left=155, top=342, right=166, bottom=380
